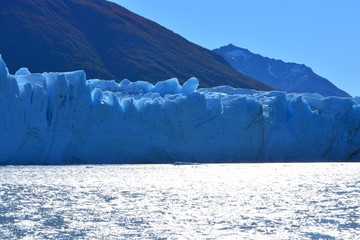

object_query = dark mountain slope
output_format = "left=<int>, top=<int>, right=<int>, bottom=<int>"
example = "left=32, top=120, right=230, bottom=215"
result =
left=214, top=44, right=350, bottom=97
left=0, top=0, right=272, bottom=90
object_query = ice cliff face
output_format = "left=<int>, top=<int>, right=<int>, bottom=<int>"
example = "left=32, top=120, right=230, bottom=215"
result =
left=0, top=56, right=359, bottom=164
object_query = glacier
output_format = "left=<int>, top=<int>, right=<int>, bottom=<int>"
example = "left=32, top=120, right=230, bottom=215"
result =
left=0, top=56, right=359, bottom=164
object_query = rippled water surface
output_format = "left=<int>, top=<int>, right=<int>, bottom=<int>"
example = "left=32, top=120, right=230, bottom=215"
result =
left=0, top=163, right=359, bottom=239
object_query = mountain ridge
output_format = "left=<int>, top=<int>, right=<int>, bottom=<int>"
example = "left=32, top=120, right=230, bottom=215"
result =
left=214, top=44, right=350, bottom=97
left=0, top=0, right=272, bottom=90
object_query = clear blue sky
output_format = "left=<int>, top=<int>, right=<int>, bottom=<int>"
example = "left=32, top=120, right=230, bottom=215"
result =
left=112, top=0, right=360, bottom=96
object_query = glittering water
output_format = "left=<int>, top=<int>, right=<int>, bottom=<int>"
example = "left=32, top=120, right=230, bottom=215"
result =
left=0, top=163, right=359, bottom=239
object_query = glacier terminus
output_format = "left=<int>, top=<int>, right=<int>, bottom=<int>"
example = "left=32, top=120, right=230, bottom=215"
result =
left=0, top=56, right=359, bottom=164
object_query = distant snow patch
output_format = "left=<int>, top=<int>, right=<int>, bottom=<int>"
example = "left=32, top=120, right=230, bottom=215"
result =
left=227, top=49, right=249, bottom=60
left=267, top=63, right=279, bottom=78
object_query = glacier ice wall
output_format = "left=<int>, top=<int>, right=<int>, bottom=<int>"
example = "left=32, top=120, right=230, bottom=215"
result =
left=0, top=56, right=359, bottom=164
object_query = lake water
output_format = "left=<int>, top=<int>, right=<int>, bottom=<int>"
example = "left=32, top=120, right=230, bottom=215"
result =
left=0, top=163, right=359, bottom=239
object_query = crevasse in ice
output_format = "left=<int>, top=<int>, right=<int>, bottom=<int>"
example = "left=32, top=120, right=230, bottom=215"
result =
left=0, top=56, right=359, bottom=164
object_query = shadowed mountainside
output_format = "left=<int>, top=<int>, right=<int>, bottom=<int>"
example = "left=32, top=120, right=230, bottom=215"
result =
left=0, top=0, right=272, bottom=90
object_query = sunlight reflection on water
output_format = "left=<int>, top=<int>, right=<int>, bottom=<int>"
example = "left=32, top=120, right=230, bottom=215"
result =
left=0, top=163, right=359, bottom=239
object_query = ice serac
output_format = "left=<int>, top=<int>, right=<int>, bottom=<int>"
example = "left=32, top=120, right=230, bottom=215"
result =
left=0, top=57, right=359, bottom=164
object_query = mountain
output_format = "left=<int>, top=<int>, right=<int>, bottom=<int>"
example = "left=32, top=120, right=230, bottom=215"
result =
left=214, top=44, right=350, bottom=97
left=0, top=0, right=272, bottom=91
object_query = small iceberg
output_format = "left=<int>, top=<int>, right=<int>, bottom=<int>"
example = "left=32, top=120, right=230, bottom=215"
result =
left=173, top=162, right=201, bottom=165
